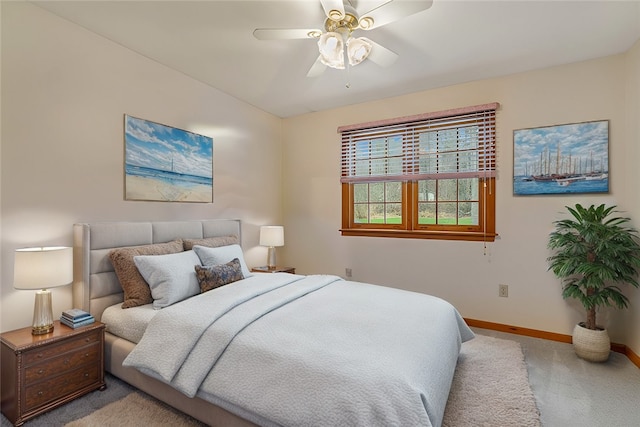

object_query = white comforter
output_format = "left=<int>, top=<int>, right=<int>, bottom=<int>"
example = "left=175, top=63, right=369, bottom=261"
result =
left=123, top=274, right=474, bottom=427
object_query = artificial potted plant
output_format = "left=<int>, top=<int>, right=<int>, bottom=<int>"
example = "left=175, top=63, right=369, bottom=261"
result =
left=547, top=203, right=640, bottom=362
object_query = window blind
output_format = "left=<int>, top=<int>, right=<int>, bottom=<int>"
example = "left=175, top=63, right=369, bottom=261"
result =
left=339, top=103, right=498, bottom=183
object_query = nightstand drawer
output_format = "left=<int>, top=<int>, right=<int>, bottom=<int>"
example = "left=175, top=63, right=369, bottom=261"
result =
left=25, top=343, right=100, bottom=383
left=25, top=364, right=101, bottom=411
left=23, top=329, right=101, bottom=365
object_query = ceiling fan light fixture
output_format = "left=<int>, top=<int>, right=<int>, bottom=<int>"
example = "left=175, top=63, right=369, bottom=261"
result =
left=254, top=0, right=435, bottom=78
left=358, top=16, right=374, bottom=30
left=318, top=32, right=345, bottom=69
left=347, top=37, right=372, bottom=65
left=328, top=9, right=345, bottom=21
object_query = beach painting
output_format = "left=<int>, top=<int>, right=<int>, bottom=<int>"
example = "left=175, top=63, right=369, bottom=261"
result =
left=513, top=120, right=609, bottom=196
left=124, top=115, right=213, bottom=202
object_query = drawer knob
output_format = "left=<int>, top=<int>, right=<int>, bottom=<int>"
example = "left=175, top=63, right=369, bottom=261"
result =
left=38, top=369, right=44, bottom=375
left=36, top=353, right=43, bottom=359
left=85, top=353, right=89, bottom=358
left=38, top=391, right=43, bottom=396
left=84, top=372, right=89, bottom=378
left=64, top=358, right=70, bottom=365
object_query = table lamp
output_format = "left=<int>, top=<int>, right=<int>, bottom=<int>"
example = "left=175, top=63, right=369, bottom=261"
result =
left=13, top=246, right=73, bottom=335
left=259, top=226, right=284, bottom=269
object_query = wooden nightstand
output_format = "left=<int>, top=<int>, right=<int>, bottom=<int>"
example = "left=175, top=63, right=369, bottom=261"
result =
left=1, top=321, right=106, bottom=426
left=251, top=266, right=296, bottom=274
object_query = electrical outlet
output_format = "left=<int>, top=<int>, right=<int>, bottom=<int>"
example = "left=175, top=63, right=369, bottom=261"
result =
left=345, top=268, right=352, bottom=278
left=498, top=284, right=509, bottom=298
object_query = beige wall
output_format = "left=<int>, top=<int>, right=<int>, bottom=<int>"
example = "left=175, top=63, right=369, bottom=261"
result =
left=0, top=2, right=283, bottom=332
left=282, top=51, right=640, bottom=354
left=2, top=2, right=639, bottom=357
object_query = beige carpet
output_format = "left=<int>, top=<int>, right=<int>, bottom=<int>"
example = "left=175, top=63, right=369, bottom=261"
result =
left=66, top=335, right=540, bottom=427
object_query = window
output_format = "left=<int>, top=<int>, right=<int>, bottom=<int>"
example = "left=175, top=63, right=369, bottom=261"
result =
left=339, top=103, right=499, bottom=242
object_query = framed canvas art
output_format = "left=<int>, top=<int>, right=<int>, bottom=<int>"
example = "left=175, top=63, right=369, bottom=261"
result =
left=513, top=120, right=609, bottom=195
left=124, top=115, right=213, bottom=202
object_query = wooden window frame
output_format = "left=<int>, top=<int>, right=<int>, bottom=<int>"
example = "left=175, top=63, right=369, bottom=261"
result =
left=339, top=103, right=499, bottom=242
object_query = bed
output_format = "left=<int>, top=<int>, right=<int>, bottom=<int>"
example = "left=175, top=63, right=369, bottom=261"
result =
left=73, top=219, right=474, bottom=427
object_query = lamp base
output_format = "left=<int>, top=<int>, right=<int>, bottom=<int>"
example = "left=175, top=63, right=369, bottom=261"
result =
left=267, top=246, right=277, bottom=269
left=32, top=289, right=55, bottom=335
left=32, top=324, right=54, bottom=335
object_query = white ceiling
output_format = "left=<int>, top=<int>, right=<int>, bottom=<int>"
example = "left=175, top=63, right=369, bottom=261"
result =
left=32, top=0, right=640, bottom=118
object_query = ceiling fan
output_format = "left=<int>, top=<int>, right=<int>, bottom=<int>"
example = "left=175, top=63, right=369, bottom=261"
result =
left=253, top=0, right=433, bottom=78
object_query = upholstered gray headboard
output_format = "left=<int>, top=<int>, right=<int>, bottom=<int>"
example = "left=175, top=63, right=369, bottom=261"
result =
left=73, top=220, right=242, bottom=321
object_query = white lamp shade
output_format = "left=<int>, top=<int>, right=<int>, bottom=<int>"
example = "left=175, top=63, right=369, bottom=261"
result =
left=318, top=32, right=345, bottom=69
left=347, top=37, right=372, bottom=66
left=14, top=246, right=73, bottom=290
left=259, top=226, right=284, bottom=247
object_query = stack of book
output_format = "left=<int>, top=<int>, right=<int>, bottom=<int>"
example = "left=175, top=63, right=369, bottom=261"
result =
left=60, top=308, right=95, bottom=328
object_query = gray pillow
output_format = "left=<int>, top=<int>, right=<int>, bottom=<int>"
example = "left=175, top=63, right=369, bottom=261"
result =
left=134, top=250, right=201, bottom=309
left=192, top=244, right=252, bottom=278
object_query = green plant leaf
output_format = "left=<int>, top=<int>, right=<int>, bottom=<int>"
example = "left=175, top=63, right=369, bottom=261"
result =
left=547, top=204, right=640, bottom=327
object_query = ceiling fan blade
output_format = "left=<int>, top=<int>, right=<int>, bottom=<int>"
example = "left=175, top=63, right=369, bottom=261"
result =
left=364, top=38, right=398, bottom=67
left=253, top=28, right=322, bottom=40
left=320, top=0, right=345, bottom=20
left=307, top=56, right=327, bottom=77
left=359, top=0, right=433, bottom=30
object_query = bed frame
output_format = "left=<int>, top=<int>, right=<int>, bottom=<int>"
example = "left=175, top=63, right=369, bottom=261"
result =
left=73, top=220, right=256, bottom=426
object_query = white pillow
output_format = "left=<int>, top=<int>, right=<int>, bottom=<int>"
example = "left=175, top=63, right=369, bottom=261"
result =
left=192, top=244, right=252, bottom=278
left=133, top=250, right=201, bottom=309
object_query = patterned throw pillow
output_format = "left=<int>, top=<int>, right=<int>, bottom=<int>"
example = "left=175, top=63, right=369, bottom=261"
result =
left=195, top=258, right=244, bottom=293
left=192, top=244, right=252, bottom=278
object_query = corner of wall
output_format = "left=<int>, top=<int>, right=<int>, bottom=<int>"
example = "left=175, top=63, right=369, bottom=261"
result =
left=624, top=36, right=640, bottom=357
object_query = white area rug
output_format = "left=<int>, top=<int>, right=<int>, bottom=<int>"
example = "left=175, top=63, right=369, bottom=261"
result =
left=66, top=334, right=540, bottom=426
left=443, top=334, right=541, bottom=426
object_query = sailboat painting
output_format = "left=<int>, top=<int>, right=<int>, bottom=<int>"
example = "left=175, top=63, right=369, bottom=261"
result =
left=124, top=115, right=213, bottom=202
left=513, top=120, right=609, bottom=195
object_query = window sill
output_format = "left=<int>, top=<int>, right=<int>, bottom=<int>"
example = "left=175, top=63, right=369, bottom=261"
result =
left=339, top=228, right=497, bottom=242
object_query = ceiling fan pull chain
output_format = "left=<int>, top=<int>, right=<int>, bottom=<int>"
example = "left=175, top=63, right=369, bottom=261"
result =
left=344, top=40, right=351, bottom=89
